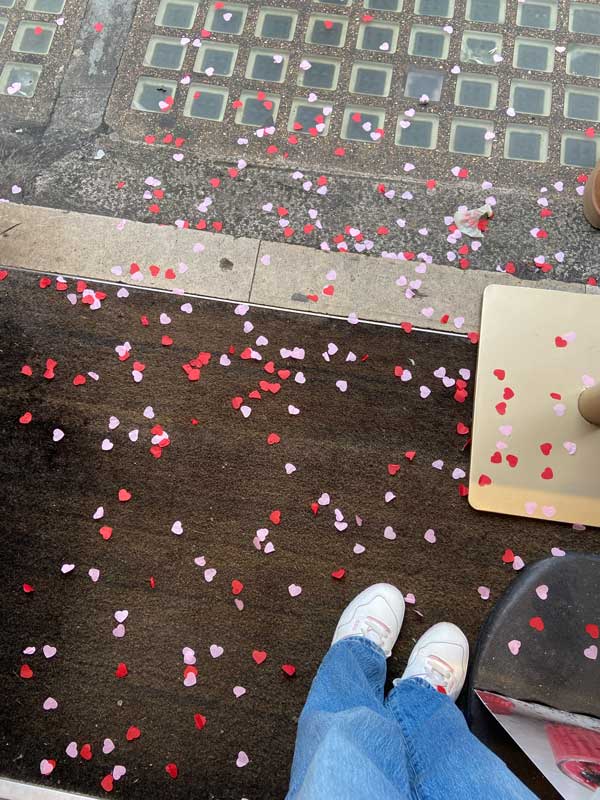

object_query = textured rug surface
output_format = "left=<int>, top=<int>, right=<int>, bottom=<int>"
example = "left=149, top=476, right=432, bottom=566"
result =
left=0, top=268, right=590, bottom=799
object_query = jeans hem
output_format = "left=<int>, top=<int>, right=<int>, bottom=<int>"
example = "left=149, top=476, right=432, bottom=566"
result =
left=329, top=634, right=387, bottom=661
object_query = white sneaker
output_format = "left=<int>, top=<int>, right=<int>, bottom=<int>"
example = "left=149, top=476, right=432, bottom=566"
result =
left=331, top=583, right=405, bottom=657
left=394, top=622, right=469, bottom=701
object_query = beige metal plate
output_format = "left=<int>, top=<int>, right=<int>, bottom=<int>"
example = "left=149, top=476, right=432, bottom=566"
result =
left=469, top=284, right=600, bottom=526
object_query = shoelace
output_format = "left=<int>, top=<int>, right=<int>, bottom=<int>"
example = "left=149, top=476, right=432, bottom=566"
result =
left=354, top=616, right=391, bottom=649
left=423, top=655, right=455, bottom=695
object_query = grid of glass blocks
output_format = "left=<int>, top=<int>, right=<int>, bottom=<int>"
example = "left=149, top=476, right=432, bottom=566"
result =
left=350, top=61, right=393, bottom=96
left=235, top=90, right=280, bottom=126
left=144, top=36, right=187, bottom=70
left=567, top=45, right=600, bottom=78
left=203, top=2, right=247, bottom=35
left=564, top=86, right=600, bottom=122
left=455, top=74, right=498, bottom=110
left=306, top=14, right=347, bottom=47
left=450, top=118, right=494, bottom=156
left=569, top=3, right=600, bottom=36
left=25, top=0, right=66, bottom=11
left=12, top=21, right=55, bottom=55
left=461, top=31, right=502, bottom=65
left=256, top=8, right=297, bottom=40
left=414, top=0, right=454, bottom=18
left=341, top=106, right=385, bottom=142
left=0, top=61, right=42, bottom=96
left=194, top=42, right=238, bottom=76
left=298, top=56, right=340, bottom=90
left=155, top=0, right=198, bottom=28
left=561, top=132, right=598, bottom=168
left=409, top=25, right=450, bottom=59
left=517, top=0, right=557, bottom=31
left=184, top=83, right=228, bottom=120
left=505, top=125, right=548, bottom=162
left=466, top=0, right=505, bottom=24
left=357, top=20, right=399, bottom=53
left=132, top=77, right=177, bottom=112
left=364, top=0, right=403, bottom=10
left=245, top=48, right=288, bottom=82
left=396, top=113, right=439, bottom=149
left=288, top=99, right=331, bottom=135
left=404, top=68, right=444, bottom=101
left=510, top=79, right=552, bottom=116
left=513, top=37, right=554, bottom=73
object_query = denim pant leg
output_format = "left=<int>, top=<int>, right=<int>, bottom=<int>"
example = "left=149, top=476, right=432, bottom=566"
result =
left=286, top=637, right=412, bottom=800
left=385, top=678, right=538, bottom=800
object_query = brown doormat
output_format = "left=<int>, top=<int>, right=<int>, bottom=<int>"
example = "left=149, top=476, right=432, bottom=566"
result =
left=0, top=269, right=591, bottom=799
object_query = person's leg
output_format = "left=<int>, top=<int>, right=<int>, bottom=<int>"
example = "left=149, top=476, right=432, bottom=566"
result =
left=386, top=623, right=537, bottom=800
left=286, top=584, right=411, bottom=800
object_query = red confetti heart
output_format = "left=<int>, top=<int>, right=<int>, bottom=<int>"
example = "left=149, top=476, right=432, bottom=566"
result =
left=39, top=277, right=52, bottom=288
left=540, top=442, right=552, bottom=456
left=387, top=463, right=400, bottom=475
left=503, top=387, right=514, bottom=400
left=231, top=579, right=244, bottom=595
left=193, top=713, right=207, bottom=730
left=400, top=322, right=413, bottom=334
left=94, top=21, right=104, bottom=32
left=495, top=402, right=507, bottom=415
left=586, top=624, right=599, bottom=639
left=144, top=135, right=156, bottom=145
left=555, top=336, right=567, bottom=348
left=506, top=454, right=518, bottom=468
left=0, top=269, right=8, bottom=281
left=529, top=616, right=544, bottom=632
left=281, top=664, right=296, bottom=676
left=541, top=467, right=553, bottom=480
left=118, top=488, right=131, bottom=502
left=19, top=411, right=33, bottom=424
left=115, top=662, right=128, bottom=678
left=80, top=743, right=92, bottom=760
left=269, top=510, right=281, bottom=525
left=20, top=664, right=33, bottom=679
left=467, top=331, right=479, bottom=344
left=502, top=549, right=515, bottom=564
left=22, top=583, right=34, bottom=593
left=99, top=526, right=113, bottom=540
left=165, top=763, right=178, bottom=779
left=478, top=474, right=492, bottom=486
left=267, top=433, right=280, bottom=445
left=456, top=422, right=469, bottom=435
left=404, top=451, right=416, bottom=461
left=323, top=19, right=334, bottom=29
left=493, top=369, right=505, bottom=380
left=331, top=568, right=346, bottom=580
left=490, top=451, right=502, bottom=464
left=126, top=725, right=141, bottom=741
left=101, top=774, right=113, bottom=792
left=252, top=650, right=267, bottom=664
left=73, top=374, right=86, bottom=386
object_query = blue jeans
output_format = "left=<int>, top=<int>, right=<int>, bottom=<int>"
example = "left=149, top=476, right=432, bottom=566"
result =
left=286, top=637, right=537, bottom=800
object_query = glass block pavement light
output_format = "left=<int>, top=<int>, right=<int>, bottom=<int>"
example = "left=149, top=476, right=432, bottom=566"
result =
left=0, top=0, right=81, bottom=124
left=104, top=0, right=600, bottom=180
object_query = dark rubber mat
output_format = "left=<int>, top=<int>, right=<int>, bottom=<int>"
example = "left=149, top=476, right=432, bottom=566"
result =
left=0, top=268, right=597, bottom=799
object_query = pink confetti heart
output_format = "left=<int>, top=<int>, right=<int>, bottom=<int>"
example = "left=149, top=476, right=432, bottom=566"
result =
left=383, top=526, right=396, bottom=540
left=404, top=593, right=415, bottom=604
left=101, top=438, right=114, bottom=451
left=112, top=624, right=126, bottom=638
left=335, top=380, right=347, bottom=392
left=431, top=459, right=444, bottom=470
left=264, top=542, right=275, bottom=554
left=23, top=646, right=36, bottom=655
left=180, top=302, right=193, bottom=314
left=553, top=403, right=566, bottom=417
left=551, top=547, right=566, bottom=557
left=384, top=491, right=396, bottom=503
left=40, top=759, right=55, bottom=776
left=114, top=610, right=128, bottom=623
left=524, top=502, right=537, bottom=515
left=93, top=506, right=104, bottom=519
left=420, top=386, right=431, bottom=399
left=236, top=751, right=249, bottom=768
left=536, top=584, right=549, bottom=600
left=234, top=598, right=244, bottom=611
left=128, top=429, right=139, bottom=442
left=584, top=645, right=598, bottom=660
left=285, top=463, right=296, bottom=475
left=88, top=568, right=100, bottom=582
left=204, top=568, right=217, bottom=582
left=210, top=644, right=224, bottom=658
left=513, top=556, right=525, bottom=570
left=542, top=506, right=556, bottom=518
left=66, top=741, right=78, bottom=758
left=240, top=405, right=252, bottom=418
left=424, top=529, right=436, bottom=544
left=103, top=738, right=115, bottom=754
left=563, top=441, right=577, bottom=455
left=183, top=672, right=197, bottom=687
left=508, top=640, right=521, bottom=655
left=353, top=543, right=365, bottom=554
left=233, top=685, right=246, bottom=698
left=112, top=765, right=126, bottom=780
left=318, top=493, right=330, bottom=506
left=52, top=428, right=64, bottom=442
left=43, top=645, right=57, bottom=659
left=143, top=405, right=155, bottom=419
left=288, top=584, right=302, bottom=597
left=452, top=468, right=466, bottom=480
left=159, top=313, right=171, bottom=325
left=478, top=586, right=490, bottom=600
left=43, top=697, right=58, bottom=710
left=499, top=425, right=512, bottom=436
left=421, top=307, right=434, bottom=318
left=171, top=520, right=183, bottom=535
left=61, top=563, right=75, bottom=574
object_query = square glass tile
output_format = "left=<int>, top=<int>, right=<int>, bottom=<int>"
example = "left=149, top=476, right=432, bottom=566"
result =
left=455, top=74, right=498, bottom=110
left=561, top=133, right=597, bottom=168
left=0, top=61, right=42, bottom=96
left=204, top=3, right=247, bottom=35
left=12, top=21, right=55, bottom=55
left=567, top=45, right=600, bottom=78
left=298, top=56, right=340, bottom=90
left=364, top=0, right=403, bottom=10
left=193, top=42, right=238, bottom=76
left=306, top=14, right=347, bottom=47
left=516, top=1, right=557, bottom=31
left=504, top=125, right=548, bottom=162
left=465, top=0, right=505, bottom=24
left=513, top=37, right=554, bottom=72
left=409, top=25, right=450, bottom=59
left=357, top=21, right=399, bottom=53
left=155, top=0, right=198, bottom=28
left=256, top=8, right=297, bottom=40
left=395, top=113, right=439, bottom=149
left=0, top=0, right=15, bottom=7
left=184, top=84, right=228, bottom=120
left=144, top=36, right=187, bottom=70
left=350, top=62, right=393, bottom=96
left=289, top=100, right=331, bottom=135
left=235, top=91, right=280, bottom=126
left=0, top=17, right=6, bottom=44
left=246, top=48, right=288, bottom=82
left=341, top=106, right=385, bottom=142
left=461, top=31, right=502, bottom=65
left=564, top=86, right=600, bottom=123
left=570, top=4, right=600, bottom=37
left=132, top=77, right=177, bottom=113
left=414, top=0, right=454, bottom=18
left=509, top=79, right=551, bottom=115
left=404, top=68, right=444, bottom=101
left=450, top=119, right=493, bottom=156
left=25, top=0, right=65, bottom=12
